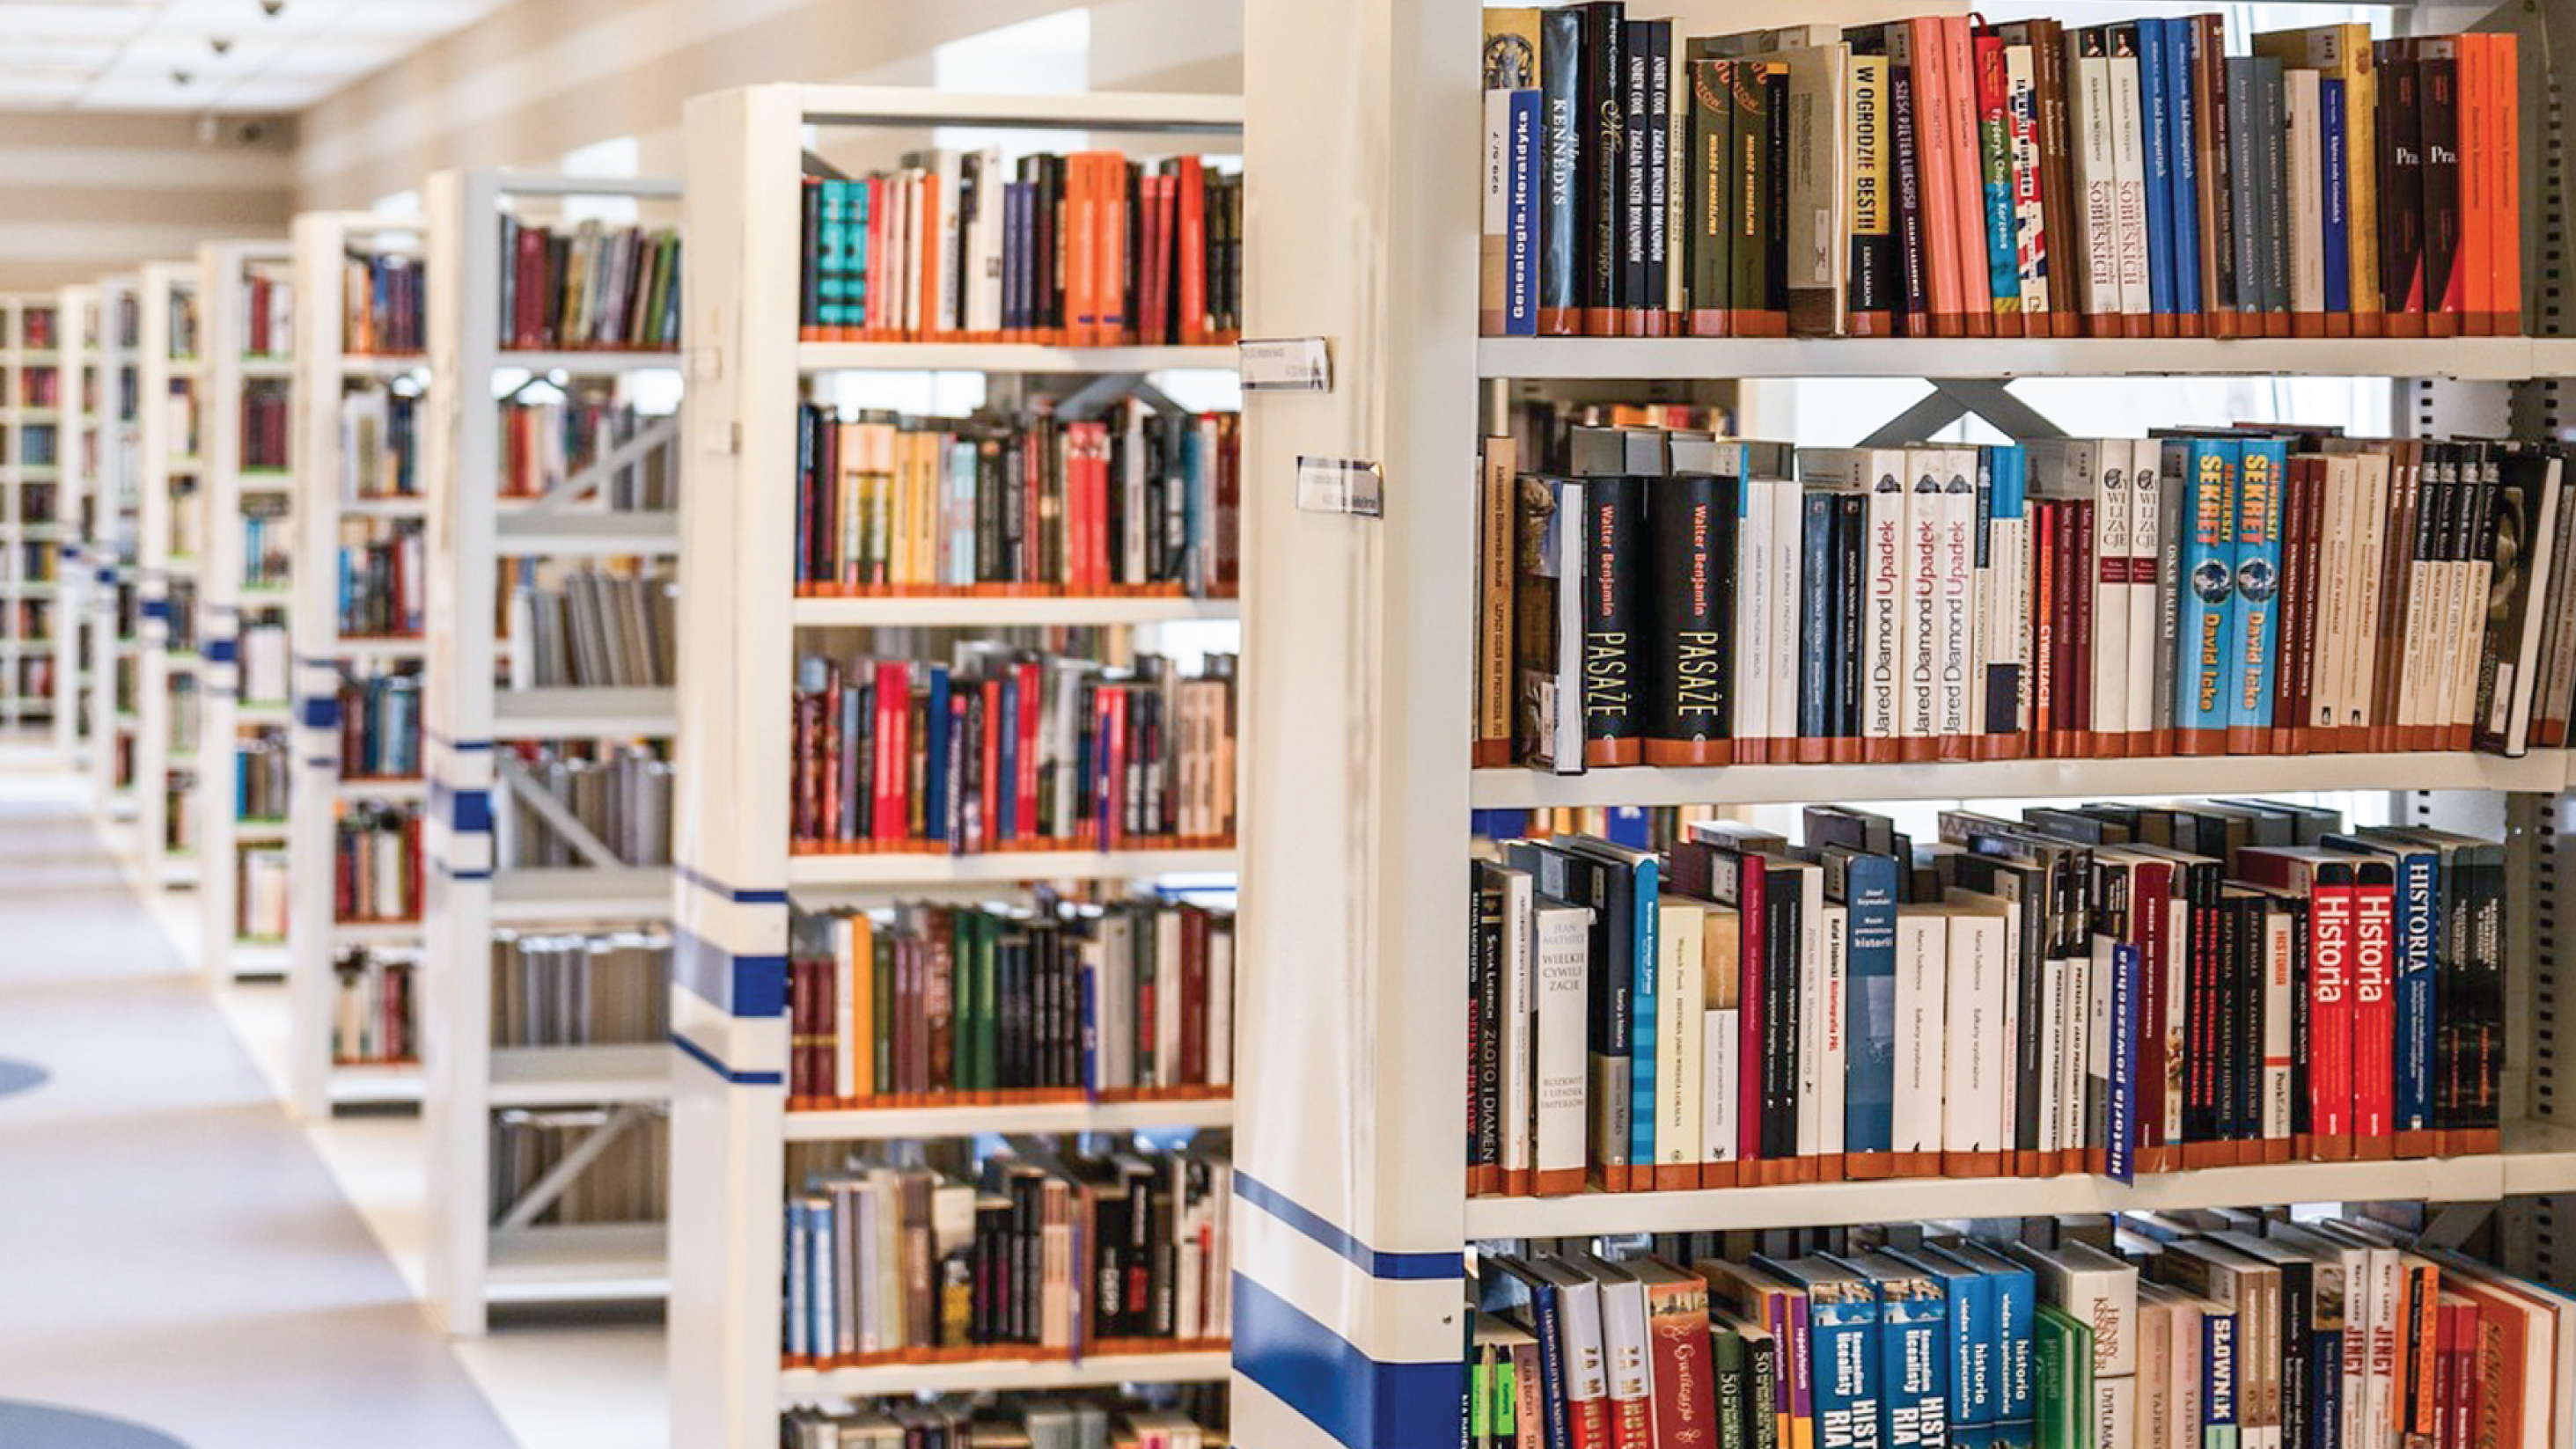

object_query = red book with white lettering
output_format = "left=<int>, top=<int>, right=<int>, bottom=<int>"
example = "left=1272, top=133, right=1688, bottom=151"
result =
left=2235, top=846, right=2359, bottom=1160
left=2348, top=857, right=2399, bottom=1160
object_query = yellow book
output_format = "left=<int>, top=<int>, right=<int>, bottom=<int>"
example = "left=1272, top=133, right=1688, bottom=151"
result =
left=2253, top=24, right=2380, bottom=328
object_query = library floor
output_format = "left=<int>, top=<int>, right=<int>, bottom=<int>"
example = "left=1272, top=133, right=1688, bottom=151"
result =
left=0, top=743, right=664, bottom=1449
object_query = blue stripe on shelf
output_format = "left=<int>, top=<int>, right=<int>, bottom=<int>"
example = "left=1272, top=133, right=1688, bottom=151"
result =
left=673, top=925, right=787, bottom=1019
left=297, top=696, right=339, bottom=730
left=141, top=599, right=171, bottom=622
left=1233, top=1272, right=1463, bottom=1449
left=432, top=861, right=493, bottom=882
left=674, top=860, right=789, bottom=905
left=203, top=637, right=239, bottom=664
left=1232, top=1173, right=1464, bottom=1282
left=672, top=1031, right=782, bottom=1087
left=423, top=730, right=494, bottom=751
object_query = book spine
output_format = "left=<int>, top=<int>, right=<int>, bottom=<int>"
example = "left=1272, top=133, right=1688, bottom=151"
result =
left=2007, top=44, right=2048, bottom=320
left=2422, top=40, right=2465, bottom=335
left=1581, top=477, right=1643, bottom=766
left=2351, top=869, right=2396, bottom=1159
left=1889, top=56, right=1933, bottom=335
left=1578, top=5, right=1625, bottom=336
left=1688, top=61, right=1735, bottom=335
left=1508, top=91, right=1544, bottom=334
left=1864, top=469, right=1905, bottom=762
left=2137, top=20, right=2176, bottom=335
left=1798, top=494, right=1835, bottom=760
left=2226, top=441, right=2285, bottom=754
left=1646, top=472, right=1731, bottom=765
left=2321, top=78, right=2351, bottom=332
left=1538, top=11, right=1583, bottom=334
left=2166, top=20, right=2204, bottom=333
left=1977, top=33, right=2022, bottom=330
left=1847, top=56, right=1896, bottom=335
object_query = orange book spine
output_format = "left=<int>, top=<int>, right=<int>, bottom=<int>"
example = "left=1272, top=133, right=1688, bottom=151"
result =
left=2460, top=37, right=2495, bottom=336
left=1098, top=156, right=1131, bottom=346
left=1946, top=17, right=1993, bottom=336
left=2491, top=34, right=2523, bottom=333
left=1066, top=154, right=1097, bottom=347
left=1178, top=156, right=1209, bottom=346
left=1909, top=20, right=1964, bottom=335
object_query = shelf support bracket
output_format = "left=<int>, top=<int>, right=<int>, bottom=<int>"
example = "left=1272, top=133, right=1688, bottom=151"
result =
left=1856, top=378, right=2072, bottom=449
left=2415, top=1202, right=2494, bottom=1253
left=495, top=752, right=627, bottom=870
left=1055, top=372, right=1183, bottom=421
left=490, top=1103, right=650, bottom=1231
left=515, top=416, right=680, bottom=518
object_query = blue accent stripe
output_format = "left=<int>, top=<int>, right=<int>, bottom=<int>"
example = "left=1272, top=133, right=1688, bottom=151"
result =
left=672, top=1030, right=782, bottom=1086
left=424, top=729, right=495, bottom=751
left=433, top=862, right=494, bottom=882
left=204, top=638, right=239, bottom=664
left=427, top=779, right=494, bottom=834
left=298, top=696, right=340, bottom=730
left=1234, top=1173, right=1463, bottom=1282
left=142, top=599, right=172, bottom=622
left=675, top=860, right=789, bottom=905
left=673, top=924, right=788, bottom=1019
left=1234, top=1273, right=1462, bottom=1449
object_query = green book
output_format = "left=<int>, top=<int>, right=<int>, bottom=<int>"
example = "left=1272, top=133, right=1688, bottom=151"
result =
left=2034, top=1306, right=2092, bottom=1449
left=872, top=930, right=895, bottom=1094
left=1685, top=58, right=1734, bottom=329
left=1711, top=1317, right=1750, bottom=1449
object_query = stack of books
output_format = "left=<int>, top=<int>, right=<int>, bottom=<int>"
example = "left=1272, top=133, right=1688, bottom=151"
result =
left=489, top=928, right=670, bottom=1049
left=341, top=250, right=424, bottom=355
left=336, top=519, right=422, bottom=639
left=341, top=390, right=420, bottom=499
left=496, top=217, right=680, bottom=351
left=332, top=947, right=417, bottom=1064
left=336, top=803, right=422, bottom=925
left=505, top=569, right=676, bottom=689
left=338, top=670, right=422, bottom=781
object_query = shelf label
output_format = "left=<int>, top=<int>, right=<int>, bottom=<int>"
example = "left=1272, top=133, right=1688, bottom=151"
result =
left=1295, top=457, right=1383, bottom=519
left=1238, top=336, right=1332, bottom=392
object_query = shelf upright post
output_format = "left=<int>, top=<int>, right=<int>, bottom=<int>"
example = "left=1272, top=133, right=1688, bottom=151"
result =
left=1231, top=1, right=1482, bottom=1445
left=198, top=238, right=294, bottom=981
left=135, top=260, right=202, bottom=895
left=55, top=283, right=95, bottom=765
left=91, top=274, right=142, bottom=823
left=17, top=298, right=64, bottom=728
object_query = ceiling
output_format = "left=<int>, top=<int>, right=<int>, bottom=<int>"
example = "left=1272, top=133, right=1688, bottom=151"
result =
left=0, top=0, right=516, bottom=113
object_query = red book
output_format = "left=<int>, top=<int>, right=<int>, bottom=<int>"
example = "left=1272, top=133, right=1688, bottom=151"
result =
left=877, top=661, right=911, bottom=844
left=1635, top=1262, right=1718, bottom=1449
left=1176, top=157, right=1209, bottom=345
left=2350, top=859, right=2397, bottom=1159
left=2308, top=869, right=2357, bottom=1159
left=1095, top=684, right=1126, bottom=849
left=1015, top=660, right=1041, bottom=842
left=1067, top=154, right=1098, bottom=346
left=980, top=679, right=1002, bottom=852
left=2134, top=858, right=2174, bottom=1173
left=1179, top=905, right=1207, bottom=1084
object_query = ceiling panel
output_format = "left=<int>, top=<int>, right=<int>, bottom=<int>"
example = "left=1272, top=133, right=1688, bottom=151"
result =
left=0, top=0, right=517, bottom=111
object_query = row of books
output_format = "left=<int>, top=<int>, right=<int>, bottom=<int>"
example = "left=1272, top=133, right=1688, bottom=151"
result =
left=1479, top=11, right=2524, bottom=339
left=332, top=948, right=418, bottom=1065
left=494, top=744, right=673, bottom=870
left=796, top=151, right=1244, bottom=346
left=18, top=480, right=55, bottom=524
left=242, top=501, right=290, bottom=590
left=8, top=600, right=49, bottom=644
left=791, top=402, right=1241, bottom=599
left=1472, top=1210, right=2574, bottom=1449
left=336, top=804, right=422, bottom=926
left=496, top=216, right=680, bottom=353
left=782, top=1393, right=1225, bottom=1449
left=337, top=670, right=422, bottom=781
left=165, top=289, right=198, bottom=361
left=336, top=521, right=423, bottom=640
left=789, top=647, right=1237, bottom=855
left=499, top=393, right=673, bottom=505
left=239, top=270, right=291, bottom=358
left=1482, top=428, right=2576, bottom=772
left=239, top=843, right=287, bottom=943
left=235, top=621, right=288, bottom=706
left=493, top=1107, right=666, bottom=1226
left=783, top=898, right=1236, bottom=1110
left=18, top=305, right=53, bottom=351
left=341, top=388, right=421, bottom=499
left=241, top=386, right=289, bottom=472
left=19, top=368, right=56, bottom=406
left=235, top=728, right=288, bottom=822
left=490, top=928, right=669, bottom=1050
left=782, top=1140, right=1232, bottom=1365
left=1471, top=799, right=2504, bottom=1199
left=341, top=252, right=424, bottom=357
left=505, top=568, right=674, bottom=690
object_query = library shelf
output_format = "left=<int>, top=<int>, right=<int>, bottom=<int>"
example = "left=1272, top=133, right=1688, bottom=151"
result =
left=493, top=509, right=679, bottom=557
left=784, top=1095, right=1235, bottom=1143
left=327, top=1062, right=426, bottom=1108
left=341, top=497, right=427, bottom=520
left=778, top=1350, right=1233, bottom=1401
left=791, top=594, right=1239, bottom=629
left=1476, top=334, right=2576, bottom=381
left=489, top=1044, right=670, bottom=1107
left=494, top=348, right=680, bottom=376
left=335, top=776, right=427, bottom=802
left=0, top=296, right=63, bottom=729
left=485, top=1221, right=666, bottom=1305
left=228, top=941, right=289, bottom=977
left=341, top=355, right=426, bottom=378
left=783, top=848, right=1237, bottom=889
left=330, top=919, right=424, bottom=948
left=491, top=686, right=678, bottom=739
left=798, top=341, right=1237, bottom=375
left=133, top=259, right=200, bottom=895
left=1469, top=750, right=2576, bottom=809
left=1465, top=1122, right=2576, bottom=1241
left=488, top=866, right=676, bottom=925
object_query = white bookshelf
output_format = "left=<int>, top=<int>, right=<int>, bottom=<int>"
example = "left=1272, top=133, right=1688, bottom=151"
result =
left=672, top=84, right=1244, bottom=1449
left=0, top=295, right=63, bottom=727
left=81, top=274, right=140, bottom=823
left=1229, top=5, right=2576, bottom=1447
left=135, top=260, right=202, bottom=892
left=53, top=282, right=95, bottom=766
left=197, top=238, right=293, bottom=983
left=286, top=211, right=433, bottom=1119
left=419, top=169, right=684, bottom=1333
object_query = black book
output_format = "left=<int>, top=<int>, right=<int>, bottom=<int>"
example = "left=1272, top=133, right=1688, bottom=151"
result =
left=1760, top=856, right=1802, bottom=1162
left=1836, top=492, right=1867, bottom=741
left=1580, top=474, right=1645, bottom=764
left=1761, top=65, right=1791, bottom=319
left=1643, top=471, right=1733, bottom=762
left=2420, top=40, right=2463, bottom=330
left=1619, top=20, right=1654, bottom=329
left=2378, top=44, right=2426, bottom=319
left=1798, top=491, right=1837, bottom=747
left=1538, top=10, right=1585, bottom=333
left=1578, top=2, right=1626, bottom=334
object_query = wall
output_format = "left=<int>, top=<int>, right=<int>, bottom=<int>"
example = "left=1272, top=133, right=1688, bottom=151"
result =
left=297, top=0, right=1244, bottom=210
left=0, top=113, right=294, bottom=292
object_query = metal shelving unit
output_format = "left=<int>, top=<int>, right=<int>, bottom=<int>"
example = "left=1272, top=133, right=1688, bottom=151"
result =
left=134, top=260, right=201, bottom=892
left=53, top=282, right=96, bottom=767
left=0, top=295, right=63, bottom=727
left=670, top=84, right=1246, bottom=1447
left=80, top=274, right=141, bottom=823
left=419, top=169, right=684, bottom=1333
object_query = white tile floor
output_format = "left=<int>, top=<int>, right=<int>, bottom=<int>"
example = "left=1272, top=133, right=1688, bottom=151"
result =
left=0, top=743, right=668, bottom=1449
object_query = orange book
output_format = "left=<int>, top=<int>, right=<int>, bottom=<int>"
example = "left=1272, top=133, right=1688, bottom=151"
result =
left=1176, top=156, right=1209, bottom=346
left=918, top=172, right=945, bottom=340
left=1067, top=154, right=1098, bottom=346
left=2459, top=36, right=2494, bottom=336
left=1906, top=19, right=1964, bottom=335
left=1099, top=156, right=1133, bottom=345
left=2490, top=33, right=2522, bottom=333
left=1944, top=17, right=1993, bottom=336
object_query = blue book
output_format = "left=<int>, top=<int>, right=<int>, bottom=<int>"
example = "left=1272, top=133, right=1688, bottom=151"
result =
left=995, top=671, right=1019, bottom=842
left=2108, top=940, right=2139, bottom=1183
left=1757, top=1256, right=1882, bottom=1449
left=1562, top=835, right=1660, bottom=1178
left=922, top=665, right=950, bottom=836
left=1895, top=1247, right=1992, bottom=1448
left=1942, top=1242, right=2035, bottom=1449
left=1842, top=1252, right=1949, bottom=1449
left=2165, top=21, right=2202, bottom=321
left=1481, top=1259, right=1573, bottom=1449
left=1802, top=493, right=1837, bottom=744
left=2176, top=437, right=2242, bottom=748
left=2138, top=19, right=2176, bottom=326
left=2321, top=79, right=2351, bottom=319
left=1985, top=447, right=2027, bottom=741
left=849, top=179, right=870, bottom=328
left=784, top=1198, right=812, bottom=1360
left=1828, top=846, right=1900, bottom=1159
left=1979, top=50, right=2018, bottom=318
left=1505, top=89, right=1542, bottom=335
left=2227, top=437, right=2287, bottom=741
left=1604, top=805, right=1651, bottom=849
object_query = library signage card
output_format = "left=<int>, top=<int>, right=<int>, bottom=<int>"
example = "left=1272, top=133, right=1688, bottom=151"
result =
left=1295, top=457, right=1383, bottom=518
left=1237, top=336, right=1332, bottom=391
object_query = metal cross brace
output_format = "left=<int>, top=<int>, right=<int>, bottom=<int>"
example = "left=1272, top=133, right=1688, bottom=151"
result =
left=514, top=416, right=679, bottom=517
left=1855, top=377, right=2073, bottom=449
left=495, top=751, right=624, bottom=870
left=1056, top=372, right=1184, bottom=422
left=2414, top=1202, right=2494, bottom=1253
left=492, top=1104, right=650, bottom=1231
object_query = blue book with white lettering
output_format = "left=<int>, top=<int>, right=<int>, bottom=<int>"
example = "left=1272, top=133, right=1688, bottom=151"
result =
left=2176, top=437, right=2242, bottom=750
left=2330, top=829, right=2441, bottom=1143
left=2321, top=79, right=2350, bottom=319
left=1758, top=1256, right=1883, bottom=1449
left=1505, top=89, right=1542, bottom=335
left=1829, top=846, right=1901, bottom=1160
left=2138, top=19, right=2176, bottom=328
left=2108, top=940, right=2139, bottom=1183
left=2227, top=437, right=2288, bottom=743
left=1844, top=1252, right=1949, bottom=1449
left=2165, top=20, right=2202, bottom=322
left=1941, top=1242, right=2035, bottom=1449
left=1897, top=1247, right=1993, bottom=1449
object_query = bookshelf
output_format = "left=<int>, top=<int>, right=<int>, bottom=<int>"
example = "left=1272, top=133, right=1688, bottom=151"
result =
left=1229, top=3, right=2576, bottom=1447
left=82, top=274, right=140, bottom=823
left=671, top=84, right=1244, bottom=1448
left=286, top=210, right=430, bottom=1118
left=53, top=282, right=95, bottom=766
left=198, top=238, right=294, bottom=982
left=419, top=169, right=685, bottom=1332
left=0, top=295, right=62, bottom=727
left=135, top=260, right=202, bottom=891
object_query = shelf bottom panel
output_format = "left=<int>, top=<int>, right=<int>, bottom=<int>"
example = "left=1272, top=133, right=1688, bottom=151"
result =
left=778, top=1348, right=1231, bottom=1400
left=485, top=1221, right=667, bottom=1305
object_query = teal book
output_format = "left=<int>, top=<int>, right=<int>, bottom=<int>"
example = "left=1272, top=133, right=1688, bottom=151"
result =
left=2225, top=436, right=2286, bottom=744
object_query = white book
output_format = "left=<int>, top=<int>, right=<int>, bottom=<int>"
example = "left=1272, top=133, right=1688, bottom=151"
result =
left=2125, top=437, right=2161, bottom=738
left=1892, top=911, right=1947, bottom=1158
left=2262, top=899, right=2295, bottom=1153
left=1655, top=901, right=1704, bottom=1179
left=2453, top=456, right=2499, bottom=737
left=1735, top=479, right=1772, bottom=751
left=2107, top=48, right=2150, bottom=321
left=1819, top=900, right=1846, bottom=1160
left=1769, top=477, right=1802, bottom=746
left=1156, top=909, right=1184, bottom=1087
left=1793, top=860, right=1824, bottom=1160
left=2006, top=43, right=2048, bottom=313
left=1936, top=900, right=2011, bottom=1156
left=2006, top=488, right=2035, bottom=736
left=1902, top=450, right=1943, bottom=747
left=2313, top=453, right=2357, bottom=734
left=2287, top=70, right=2326, bottom=322
left=1800, top=896, right=1843, bottom=1160
left=928, top=149, right=966, bottom=333
left=1703, top=1010, right=1738, bottom=1170
left=2346, top=450, right=2392, bottom=735
left=975, top=147, right=1006, bottom=333
left=2162, top=886, right=2189, bottom=1150
left=2070, top=49, right=2117, bottom=318
left=2093, top=439, right=2132, bottom=747
left=2014, top=1240, right=2140, bottom=1376
left=2360, top=1245, right=2399, bottom=1449
left=1496, top=867, right=1535, bottom=1183
left=1552, top=1266, right=1610, bottom=1407
left=1935, top=448, right=1977, bottom=744
left=2096, top=1376, right=2137, bottom=1449
left=1586, top=1256, right=1652, bottom=1425
left=1532, top=898, right=1592, bottom=1191
left=833, top=918, right=861, bottom=1099
left=1481, top=90, right=1511, bottom=326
